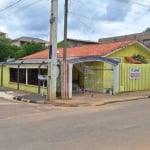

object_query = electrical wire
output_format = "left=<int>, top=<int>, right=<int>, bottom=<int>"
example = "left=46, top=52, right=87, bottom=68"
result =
left=117, top=0, right=150, bottom=8
left=0, top=0, right=49, bottom=40
left=19, top=0, right=45, bottom=10
left=0, top=0, right=47, bottom=15
left=0, top=0, right=23, bottom=13
left=69, top=0, right=149, bottom=25
left=68, top=0, right=150, bottom=38
left=1, top=0, right=149, bottom=41
left=71, top=0, right=150, bottom=21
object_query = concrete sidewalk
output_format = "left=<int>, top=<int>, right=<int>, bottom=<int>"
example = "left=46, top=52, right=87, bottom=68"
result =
left=50, top=91, right=150, bottom=107
left=0, top=87, right=150, bottom=107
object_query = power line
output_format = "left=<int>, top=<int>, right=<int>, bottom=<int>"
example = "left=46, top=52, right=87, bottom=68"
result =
left=0, top=0, right=23, bottom=13
left=72, top=0, right=150, bottom=22
left=0, top=0, right=47, bottom=15
left=67, top=0, right=150, bottom=40
left=117, top=0, right=150, bottom=8
left=69, top=0, right=149, bottom=24
left=19, top=0, right=45, bottom=10
left=74, top=0, right=150, bottom=8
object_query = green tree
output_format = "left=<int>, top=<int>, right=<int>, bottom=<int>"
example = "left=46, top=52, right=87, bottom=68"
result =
left=0, top=37, right=19, bottom=62
left=144, top=27, right=150, bottom=32
left=57, top=41, right=70, bottom=48
left=15, top=41, right=45, bottom=58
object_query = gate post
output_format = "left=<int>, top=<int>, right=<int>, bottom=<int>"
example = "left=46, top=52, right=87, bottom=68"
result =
left=113, top=65, right=119, bottom=94
left=61, top=61, right=69, bottom=99
left=68, top=63, right=73, bottom=99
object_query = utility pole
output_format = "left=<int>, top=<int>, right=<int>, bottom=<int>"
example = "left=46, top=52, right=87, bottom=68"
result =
left=47, top=0, right=58, bottom=100
left=63, top=0, right=68, bottom=61
left=61, top=0, right=69, bottom=99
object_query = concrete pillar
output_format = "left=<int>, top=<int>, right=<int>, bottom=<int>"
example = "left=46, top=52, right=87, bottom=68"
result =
left=68, top=63, right=73, bottom=99
left=113, top=65, right=119, bottom=94
left=61, top=61, right=69, bottom=99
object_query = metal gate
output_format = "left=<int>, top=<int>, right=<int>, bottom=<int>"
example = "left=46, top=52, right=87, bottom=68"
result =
left=84, top=66, right=114, bottom=93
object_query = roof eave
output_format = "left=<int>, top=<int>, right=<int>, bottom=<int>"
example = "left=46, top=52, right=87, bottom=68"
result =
left=104, top=41, right=145, bottom=57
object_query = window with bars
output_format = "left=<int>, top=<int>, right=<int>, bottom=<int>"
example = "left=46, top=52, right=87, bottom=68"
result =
left=9, top=68, right=47, bottom=86
left=9, top=68, right=26, bottom=84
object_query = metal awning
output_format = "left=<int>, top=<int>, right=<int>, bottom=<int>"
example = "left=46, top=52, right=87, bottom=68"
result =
left=68, top=56, right=120, bottom=65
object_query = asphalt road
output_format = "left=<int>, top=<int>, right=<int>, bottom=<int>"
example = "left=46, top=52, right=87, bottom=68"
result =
left=0, top=97, right=150, bottom=150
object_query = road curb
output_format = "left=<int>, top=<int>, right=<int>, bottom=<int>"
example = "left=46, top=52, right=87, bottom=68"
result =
left=12, top=95, right=150, bottom=107
left=94, top=96, right=149, bottom=106
left=13, top=96, right=48, bottom=104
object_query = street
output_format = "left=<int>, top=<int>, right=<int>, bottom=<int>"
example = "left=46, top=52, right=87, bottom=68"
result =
left=0, top=97, right=61, bottom=120
left=0, top=97, right=150, bottom=150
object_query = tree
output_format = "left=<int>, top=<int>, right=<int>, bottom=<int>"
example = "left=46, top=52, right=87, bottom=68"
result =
left=144, top=27, right=150, bottom=32
left=15, top=41, right=46, bottom=58
left=57, top=41, right=70, bottom=48
left=0, top=38, right=46, bottom=61
left=0, top=37, right=20, bottom=62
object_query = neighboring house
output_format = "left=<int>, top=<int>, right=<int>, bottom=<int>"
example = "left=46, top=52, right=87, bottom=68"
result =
left=12, top=36, right=48, bottom=47
left=59, top=38, right=99, bottom=47
left=98, top=32, right=150, bottom=49
left=1, top=40, right=150, bottom=99
left=0, top=31, right=7, bottom=38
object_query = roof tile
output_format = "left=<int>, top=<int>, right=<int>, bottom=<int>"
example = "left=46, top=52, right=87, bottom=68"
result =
left=22, top=40, right=134, bottom=60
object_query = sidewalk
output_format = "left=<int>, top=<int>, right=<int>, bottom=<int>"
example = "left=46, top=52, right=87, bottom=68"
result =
left=0, top=87, right=150, bottom=107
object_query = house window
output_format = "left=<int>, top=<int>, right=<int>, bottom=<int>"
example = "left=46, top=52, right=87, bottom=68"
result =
left=28, top=69, right=47, bottom=86
left=28, top=69, right=39, bottom=85
left=9, top=68, right=26, bottom=84
left=10, top=68, right=17, bottom=82
left=10, top=68, right=47, bottom=86
left=19, top=69, right=26, bottom=84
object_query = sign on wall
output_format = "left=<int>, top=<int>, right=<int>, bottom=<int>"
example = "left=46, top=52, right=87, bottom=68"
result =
left=130, top=68, right=141, bottom=79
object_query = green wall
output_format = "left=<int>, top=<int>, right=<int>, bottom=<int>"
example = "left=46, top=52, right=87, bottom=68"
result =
left=118, top=63, right=150, bottom=92
left=108, top=44, right=150, bottom=63
left=0, top=66, right=40, bottom=94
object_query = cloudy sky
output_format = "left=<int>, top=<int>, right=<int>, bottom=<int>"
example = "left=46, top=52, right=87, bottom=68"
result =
left=0, top=0, right=150, bottom=42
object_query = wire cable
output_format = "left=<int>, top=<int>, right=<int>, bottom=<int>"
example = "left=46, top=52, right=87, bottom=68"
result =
left=0, top=0, right=23, bottom=13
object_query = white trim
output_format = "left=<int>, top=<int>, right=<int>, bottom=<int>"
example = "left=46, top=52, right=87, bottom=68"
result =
left=104, top=41, right=150, bottom=57
left=136, top=41, right=150, bottom=52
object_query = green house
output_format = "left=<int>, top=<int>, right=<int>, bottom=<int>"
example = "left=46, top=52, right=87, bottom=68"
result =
left=1, top=40, right=150, bottom=99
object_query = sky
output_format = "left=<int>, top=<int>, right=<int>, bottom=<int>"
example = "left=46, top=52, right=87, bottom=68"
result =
left=0, top=0, right=150, bottom=42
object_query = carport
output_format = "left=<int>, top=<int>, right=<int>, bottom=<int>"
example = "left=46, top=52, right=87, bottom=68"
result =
left=65, top=56, right=119, bottom=99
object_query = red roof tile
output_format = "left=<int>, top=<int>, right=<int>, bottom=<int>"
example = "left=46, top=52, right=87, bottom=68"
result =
left=22, top=40, right=135, bottom=60
left=22, top=49, right=49, bottom=59
left=126, top=57, right=142, bottom=64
